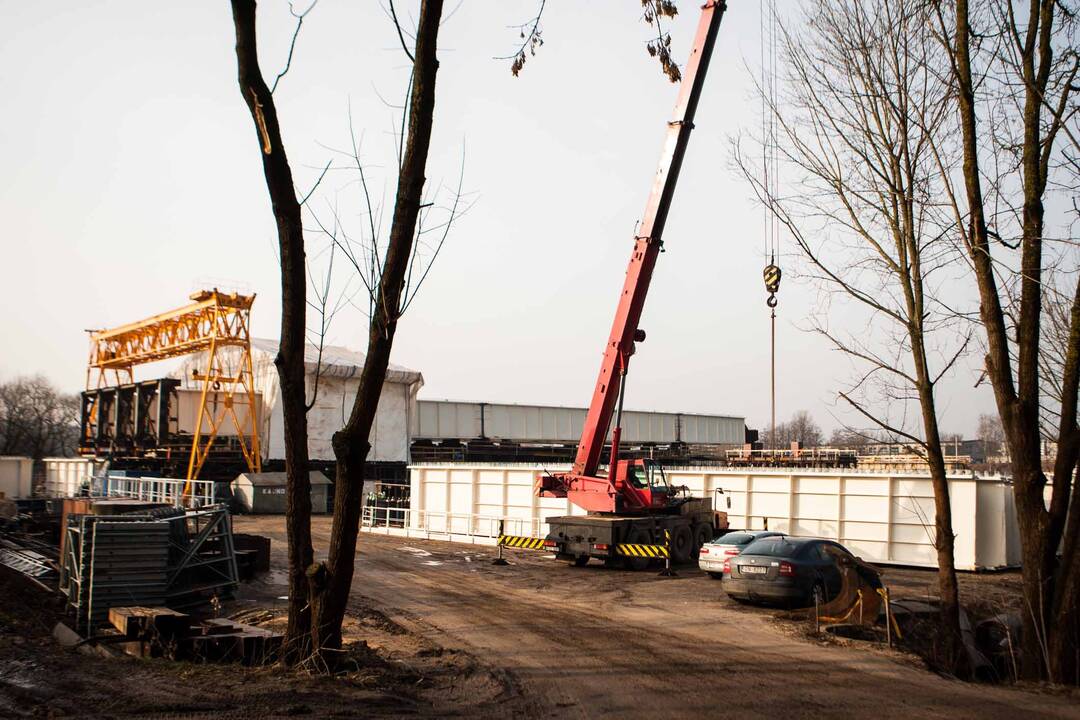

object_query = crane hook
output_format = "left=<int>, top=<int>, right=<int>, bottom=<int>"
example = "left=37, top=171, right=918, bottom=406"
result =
left=763, top=263, right=781, bottom=307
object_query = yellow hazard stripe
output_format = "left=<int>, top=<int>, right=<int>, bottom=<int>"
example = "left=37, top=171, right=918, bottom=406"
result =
left=615, top=543, right=669, bottom=559
left=497, top=535, right=546, bottom=550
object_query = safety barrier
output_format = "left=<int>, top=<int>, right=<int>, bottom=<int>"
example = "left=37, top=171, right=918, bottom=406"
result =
left=359, top=505, right=544, bottom=546
left=615, top=543, right=669, bottom=559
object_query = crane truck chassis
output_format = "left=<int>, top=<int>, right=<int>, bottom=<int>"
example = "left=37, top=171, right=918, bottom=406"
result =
left=545, top=467, right=729, bottom=569
left=536, top=1, right=731, bottom=568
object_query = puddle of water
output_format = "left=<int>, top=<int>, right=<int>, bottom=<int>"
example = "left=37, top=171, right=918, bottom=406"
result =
left=398, top=546, right=433, bottom=557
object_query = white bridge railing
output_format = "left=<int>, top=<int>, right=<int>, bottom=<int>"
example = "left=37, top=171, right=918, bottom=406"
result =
left=360, top=505, right=544, bottom=543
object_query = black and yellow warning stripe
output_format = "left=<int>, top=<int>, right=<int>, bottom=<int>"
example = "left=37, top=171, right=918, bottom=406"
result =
left=497, top=535, right=546, bottom=550
left=615, top=543, right=670, bottom=559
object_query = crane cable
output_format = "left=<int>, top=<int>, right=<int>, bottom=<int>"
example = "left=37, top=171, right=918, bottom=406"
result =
left=761, top=0, right=781, bottom=448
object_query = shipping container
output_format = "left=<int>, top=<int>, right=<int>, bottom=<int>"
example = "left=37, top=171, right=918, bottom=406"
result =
left=232, top=471, right=331, bottom=514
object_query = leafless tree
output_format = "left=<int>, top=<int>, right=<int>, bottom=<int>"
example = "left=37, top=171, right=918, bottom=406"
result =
left=292, top=0, right=446, bottom=665
left=230, top=0, right=316, bottom=663
left=0, top=376, right=79, bottom=459
left=762, top=410, right=823, bottom=448
left=935, top=0, right=1079, bottom=683
left=734, top=0, right=969, bottom=672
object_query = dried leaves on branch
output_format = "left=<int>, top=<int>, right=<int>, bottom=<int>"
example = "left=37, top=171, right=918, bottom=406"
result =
left=642, top=0, right=681, bottom=82
left=499, top=0, right=683, bottom=82
left=499, top=0, right=545, bottom=77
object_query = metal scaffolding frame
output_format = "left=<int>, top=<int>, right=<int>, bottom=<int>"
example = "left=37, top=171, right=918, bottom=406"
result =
left=83, top=289, right=262, bottom=483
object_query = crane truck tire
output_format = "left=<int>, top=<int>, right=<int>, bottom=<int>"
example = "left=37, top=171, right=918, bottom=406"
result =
left=625, top=528, right=652, bottom=571
left=692, top=524, right=712, bottom=559
left=669, top=524, right=693, bottom=564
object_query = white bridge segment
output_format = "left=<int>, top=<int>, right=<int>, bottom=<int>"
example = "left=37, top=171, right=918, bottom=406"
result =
left=407, top=463, right=1022, bottom=571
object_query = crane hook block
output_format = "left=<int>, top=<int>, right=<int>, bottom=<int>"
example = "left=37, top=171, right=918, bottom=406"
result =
left=763, top=264, right=782, bottom=294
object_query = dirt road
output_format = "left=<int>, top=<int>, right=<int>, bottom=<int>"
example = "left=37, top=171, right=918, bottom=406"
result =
left=238, top=516, right=1079, bottom=719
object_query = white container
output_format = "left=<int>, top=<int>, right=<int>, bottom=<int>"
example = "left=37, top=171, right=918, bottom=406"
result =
left=42, top=457, right=103, bottom=497
left=405, top=463, right=1020, bottom=571
left=0, top=456, right=34, bottom=498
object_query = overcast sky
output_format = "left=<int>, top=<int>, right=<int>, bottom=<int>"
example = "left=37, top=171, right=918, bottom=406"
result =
left=0, top=1, right=1001, bottom=436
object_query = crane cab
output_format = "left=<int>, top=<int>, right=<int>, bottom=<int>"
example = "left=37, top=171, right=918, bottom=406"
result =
left=610, top=458, right=675, bottom=512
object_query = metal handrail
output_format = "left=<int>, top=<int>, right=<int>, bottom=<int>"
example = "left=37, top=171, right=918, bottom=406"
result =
left=97, top=475, right=215, bottom=508
left=360, top=505, right=544, bottom=539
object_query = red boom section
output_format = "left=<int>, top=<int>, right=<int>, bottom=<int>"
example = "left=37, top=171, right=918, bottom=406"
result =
left=573, top=2, right=727, bottom=478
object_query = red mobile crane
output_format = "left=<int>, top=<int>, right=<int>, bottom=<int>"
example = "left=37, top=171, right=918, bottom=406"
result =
left=538, top=1, right=729, bottom=567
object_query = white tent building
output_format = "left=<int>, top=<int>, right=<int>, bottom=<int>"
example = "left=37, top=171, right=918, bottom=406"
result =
left=175, top=338, right=423, bottom=464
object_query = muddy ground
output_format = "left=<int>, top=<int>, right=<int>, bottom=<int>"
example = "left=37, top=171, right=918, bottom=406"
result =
left=1, top=515, right=1078, bottom=719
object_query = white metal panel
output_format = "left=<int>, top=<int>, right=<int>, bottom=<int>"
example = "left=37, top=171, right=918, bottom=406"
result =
left=619, top=411, right=677, bottom=443
left=43, top=457, right=103, bottom=497
left=678, top=414, right=744, bottom=444
left=407, top=463, right=1019, bottom=571
left=411, top=401, right=744, bottom=445
left=414, top=401, right=482, bottom=439
left=0, top=457, right=33, bottom=498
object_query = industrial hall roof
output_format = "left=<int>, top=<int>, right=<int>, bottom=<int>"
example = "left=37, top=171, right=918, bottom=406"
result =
left=250, top=338, right=423, bottom=385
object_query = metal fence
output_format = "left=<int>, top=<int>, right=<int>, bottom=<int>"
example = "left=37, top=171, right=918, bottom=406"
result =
left=360, top=505, right=543, bottom=543
left=96, top=475, right=216, bottom=508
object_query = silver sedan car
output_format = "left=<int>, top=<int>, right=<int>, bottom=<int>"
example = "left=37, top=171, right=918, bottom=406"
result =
left=699, top=530, right=786, bottom=578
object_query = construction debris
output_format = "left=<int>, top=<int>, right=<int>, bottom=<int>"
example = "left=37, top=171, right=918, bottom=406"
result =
left=105, top=605, right=282, bottom=665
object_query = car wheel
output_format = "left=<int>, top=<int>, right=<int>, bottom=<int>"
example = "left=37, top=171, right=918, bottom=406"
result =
left=708, top=571, right=723, bottom=579
left=572, top=555, right=590, bottom=567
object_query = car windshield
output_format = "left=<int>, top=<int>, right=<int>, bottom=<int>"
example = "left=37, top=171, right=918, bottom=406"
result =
left=742, top=536, right=802, bottom=557
left=714, top=532, right=755, bottom=545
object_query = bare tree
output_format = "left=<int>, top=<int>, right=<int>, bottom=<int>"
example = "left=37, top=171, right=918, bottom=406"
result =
left=735, top=0, right=969, bottom=672
left=300, top=0, right=446, bottom=664
left=762, top=410, right=823, bottom=448
left=230, top=0, right=315, bottom=663
left=0, top=376, right=79, bottom=459
left=936, top=0, right=1080, bottom=682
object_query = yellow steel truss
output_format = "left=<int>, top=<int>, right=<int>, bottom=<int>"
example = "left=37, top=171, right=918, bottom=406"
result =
left=86, top=289, right=262, bottom=483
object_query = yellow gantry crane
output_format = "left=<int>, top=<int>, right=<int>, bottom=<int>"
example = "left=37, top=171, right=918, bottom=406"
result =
left=86, top=289, right=262, bottom=484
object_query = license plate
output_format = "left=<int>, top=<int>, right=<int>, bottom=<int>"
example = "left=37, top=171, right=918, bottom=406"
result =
left=740, top=565, right=767, bottom=574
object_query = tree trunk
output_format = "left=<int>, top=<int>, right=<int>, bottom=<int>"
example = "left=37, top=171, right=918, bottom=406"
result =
left=1048, top=275, right=1080, bottom=683
left=952, top=0, right=1078, bottom=682
left=308, top=0, right=444, bottom=661
left=230, top=0, right=314, bottom=663
left=911, top=348, right=965, bottom=674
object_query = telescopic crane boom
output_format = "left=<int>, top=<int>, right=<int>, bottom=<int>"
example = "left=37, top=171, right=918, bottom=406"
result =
left=538, top=1, right=727, bottom=515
